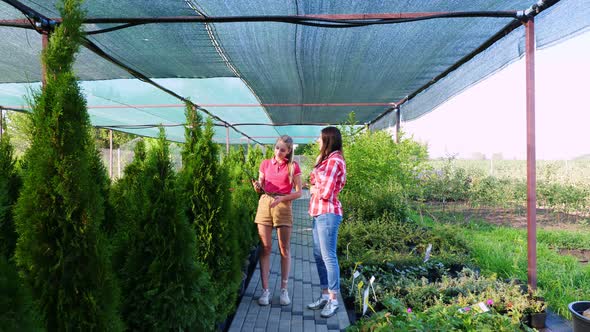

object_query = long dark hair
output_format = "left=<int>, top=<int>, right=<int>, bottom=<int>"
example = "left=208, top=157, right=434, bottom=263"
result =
left=315, top=126, right=342, bottom=168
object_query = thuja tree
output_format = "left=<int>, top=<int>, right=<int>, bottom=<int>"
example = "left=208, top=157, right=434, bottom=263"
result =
left=0, top=133, right=21, bottom=259
left=13, top=1, right=122, bottom=330
left=109, top=140, right=147, bottom=273
left=0, top=256, right=43, bottom=331
left=0, top=135, right=39, bottom=331
left=177, top=105, right=241, bottom=322
left=223, top=146, right=259, bottom=261
left=246, top=144, right=264, bottom=172
left=264, top=144, right=274, bottom=159
left=119, top=128, right=214, bottom=331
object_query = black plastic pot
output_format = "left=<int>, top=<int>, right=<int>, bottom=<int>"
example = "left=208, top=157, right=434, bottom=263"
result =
left=529, top=311, right=547, bottom=329
left=569, top=301, right=590, bottom=332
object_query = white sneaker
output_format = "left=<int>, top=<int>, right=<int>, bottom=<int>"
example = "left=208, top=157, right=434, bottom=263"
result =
left=307, top=296, right=329, bottom=310
left=320, top=299, right=339, bottom=318
left=258, top=289, right=271, bottom=306
left=280, top=288, right=291, bottom=305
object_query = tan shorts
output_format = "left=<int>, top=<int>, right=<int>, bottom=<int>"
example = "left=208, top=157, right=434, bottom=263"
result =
left=254, top=194, right=293, bottom=227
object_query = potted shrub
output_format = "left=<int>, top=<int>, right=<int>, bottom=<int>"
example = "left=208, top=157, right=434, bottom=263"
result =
left=524, top=295, right=547, bottom=329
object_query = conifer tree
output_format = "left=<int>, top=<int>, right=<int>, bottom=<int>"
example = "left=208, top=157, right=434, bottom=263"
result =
left=0, top=133, right=40, bottom=331
left=14, top=1, right=121, bottom=330
left=0, top=133, right=21, bottom=259
left=178, top=105, right=242, bottom=322
left=224, top=146, right=259, bottom=259
left=120, top=128, right=214, bottom=331
left=110, top=139, right=147, bottom=273
left=0, top=256, right=43, bottom=331
left=246, top=144, right=264, bottom=176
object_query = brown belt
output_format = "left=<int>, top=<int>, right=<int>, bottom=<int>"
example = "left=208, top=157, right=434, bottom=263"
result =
left=265, top=192, right=286, bottom=197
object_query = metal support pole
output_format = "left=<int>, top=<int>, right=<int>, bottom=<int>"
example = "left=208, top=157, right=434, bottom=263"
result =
left=109, top=129, right=113, bottom=179
left=525, top=18, right=537, bottom=291
left=41, top=32, right=49, bottom=87
left=117, top=148, right=121, bottom=178
left=225, top=125, right=230, bottom=155
left=395, top=107, right=401, bottom=143
left=0, top=109, right=3, bottom=141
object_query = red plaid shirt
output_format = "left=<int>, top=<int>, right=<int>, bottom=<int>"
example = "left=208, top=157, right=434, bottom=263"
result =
left=308, top=151, right=346, bottom=217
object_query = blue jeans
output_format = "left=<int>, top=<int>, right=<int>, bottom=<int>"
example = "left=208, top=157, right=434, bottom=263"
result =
left=312, top=213, right=342, bottom=294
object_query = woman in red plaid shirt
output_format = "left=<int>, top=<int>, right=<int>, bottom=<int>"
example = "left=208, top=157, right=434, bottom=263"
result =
left=306, top=127, right=346, bottom=318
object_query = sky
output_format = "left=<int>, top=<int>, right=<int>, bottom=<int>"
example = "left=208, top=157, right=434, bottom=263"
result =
left=402, top=30, right=590, bottom=160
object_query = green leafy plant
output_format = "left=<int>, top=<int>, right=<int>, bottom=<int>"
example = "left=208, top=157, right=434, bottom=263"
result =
left=416, top=212, right=590, bottom=318
left=349, top=298, right=531, bottom=332
left=329, top=118, right=429, bottom=223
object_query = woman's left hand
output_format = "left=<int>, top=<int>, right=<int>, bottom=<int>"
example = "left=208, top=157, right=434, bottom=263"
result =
left=309, top=186, right=318, bottom=196
left=270, top=196, right=284, bottom=208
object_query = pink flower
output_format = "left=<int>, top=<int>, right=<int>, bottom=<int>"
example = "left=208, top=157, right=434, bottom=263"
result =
left=407, top=308, right=412, bottom=313
left=464, top=307, right=471, bottom=312
left=487, top=299, right=494, bottom=306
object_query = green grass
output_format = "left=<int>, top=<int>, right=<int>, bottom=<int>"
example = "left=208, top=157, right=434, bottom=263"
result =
left=412, top=211, right=590, bottom=318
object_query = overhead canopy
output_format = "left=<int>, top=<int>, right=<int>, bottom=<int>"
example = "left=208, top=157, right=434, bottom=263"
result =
left=0, top=0, right=588, bottom=144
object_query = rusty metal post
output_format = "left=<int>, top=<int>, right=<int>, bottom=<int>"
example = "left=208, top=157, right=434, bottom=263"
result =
left=109, top=129, right=113, bottom=179
left=117, top=147, right=121, bottom=178
left=225, top=125, right=230, bottom=155
left=41, top=32, right=49, bottom=87
left=0, top=109, right=3, bottom=141
left=525, top=18, right=537, bottom=291
left=395, top=107, right=401, bottom=143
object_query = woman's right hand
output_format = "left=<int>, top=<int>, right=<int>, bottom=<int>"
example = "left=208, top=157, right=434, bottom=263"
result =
left=252, top=180, right=263, bottom=194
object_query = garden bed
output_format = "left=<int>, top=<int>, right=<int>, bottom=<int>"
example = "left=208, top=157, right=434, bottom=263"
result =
left=338, top=214, right=546, bottom=331
left=556, top=248, right=590, bottom=264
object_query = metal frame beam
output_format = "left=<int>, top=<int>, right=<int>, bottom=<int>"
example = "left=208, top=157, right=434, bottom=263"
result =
left=0, top=102, right=396, bottom=109
left=0, top=11, right=519, bottom=29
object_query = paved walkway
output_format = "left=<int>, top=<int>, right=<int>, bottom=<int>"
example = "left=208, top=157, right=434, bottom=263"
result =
left=228, top=193, right=350, bottom=332
left=541, top=311, right=572, bottom=332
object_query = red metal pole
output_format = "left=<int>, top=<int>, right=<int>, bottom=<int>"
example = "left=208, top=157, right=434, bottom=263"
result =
left=395, top=107, right=401, bottom=143
left=225, top=125, right=230, bottom=155
left=525, top=18, right=537, bottom=291
left=41, top=32, right=49, bottom=87
left=109, top=129, right=113, bottom=179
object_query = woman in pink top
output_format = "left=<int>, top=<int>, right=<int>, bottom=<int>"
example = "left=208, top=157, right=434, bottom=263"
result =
left=306, top=127, right=346, bottom=318
left=252, top=135, right=302, bottom=306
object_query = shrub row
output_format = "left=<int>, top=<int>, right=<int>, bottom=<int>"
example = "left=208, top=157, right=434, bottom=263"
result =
left=0, top=2, right=262, bottom=329
left=413, top=159, right=590, bottom=220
